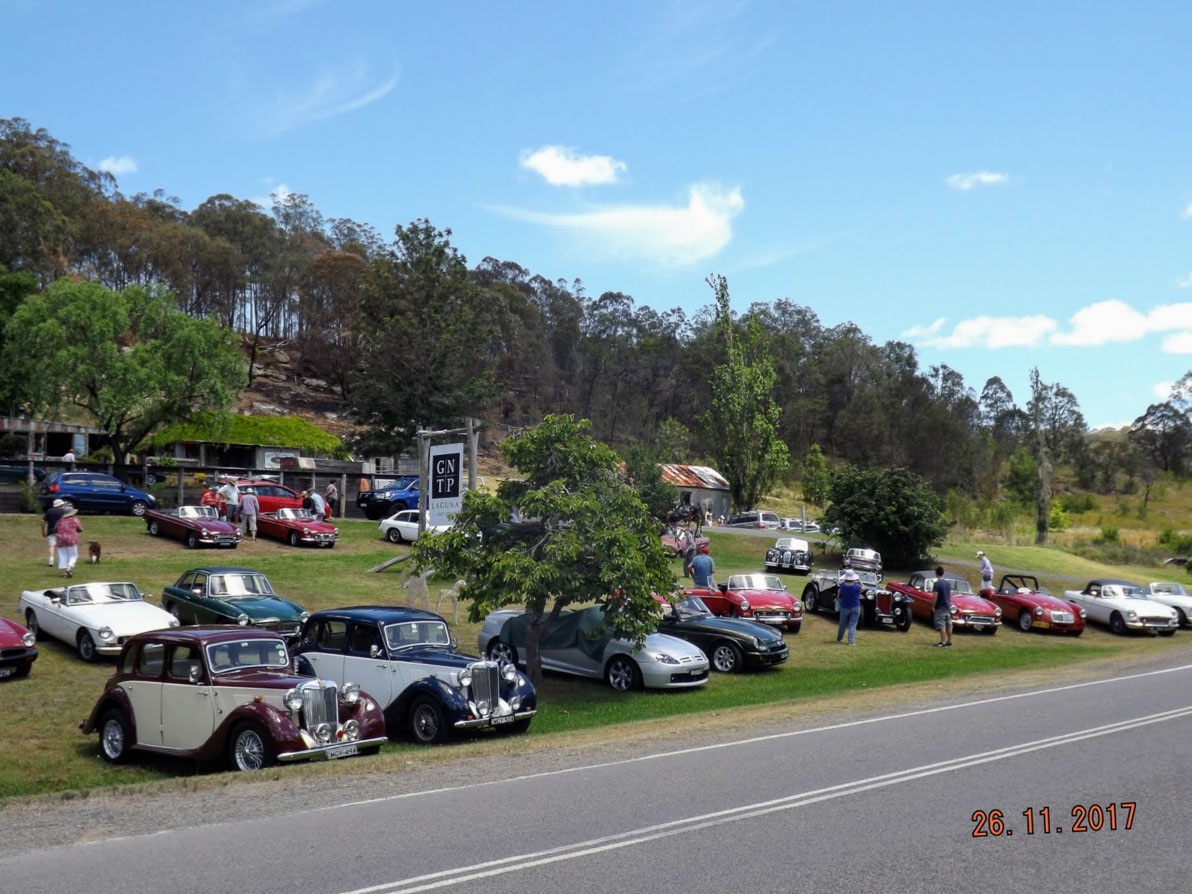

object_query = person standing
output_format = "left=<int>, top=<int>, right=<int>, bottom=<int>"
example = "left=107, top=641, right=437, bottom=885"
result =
left=199, top=485, right=220, bottom=511
left=239, top=490, right=260, bottom=540
left=691, top=545, right=716, bottom=590
left=55, top=507, right=83, bottom=578
left=932, top=565, right=953, bottom=647
left=41, top=498, right=65, bottom=567
left=308, top=488, right=326, bottom=519
left=836, top=570, right=863, bottom=645
left=323, top=482, right=339, bottom=520
left=977, top=550, right=994, bottom=592
left=62, top=449, right=76, bottom=469
left=218, top=479, right=240, bottom=524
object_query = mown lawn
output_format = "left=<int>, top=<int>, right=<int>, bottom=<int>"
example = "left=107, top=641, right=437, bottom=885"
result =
left=0, top=515, right=1185, bottom=799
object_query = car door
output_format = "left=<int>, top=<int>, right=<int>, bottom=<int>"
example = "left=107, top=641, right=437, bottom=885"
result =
left=301, top=619, right=347, bottom=685
left=342, top=622, right=394, bottom=708
left=160, top=644, right=216, bottom=750
left=89, top=474, right=127, bottom=512
left=123, top=641, right=167, bottom=747
left=35, top=588, right=70, bottom=641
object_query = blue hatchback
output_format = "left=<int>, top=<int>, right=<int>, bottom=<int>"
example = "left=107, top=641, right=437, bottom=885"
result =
left=38, top=471, right=157, bottom=516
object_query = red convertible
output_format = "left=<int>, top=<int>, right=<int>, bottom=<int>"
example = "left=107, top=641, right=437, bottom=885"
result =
left=888, top=571, right=1002, bottom=633
left=0, top=614, right=38, bottom=679
left=686, top=573, right=802, bottom=632
left=144, top=505, right=242, bottom=549
left=257, top=508, right=339, bottom=548
left=980, top=574, right=1086, bottom=635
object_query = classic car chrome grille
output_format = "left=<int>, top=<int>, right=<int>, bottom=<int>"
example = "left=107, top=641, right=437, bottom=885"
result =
left=314, top=533, right=335, bottom=542
left=300, top=680, right=338, bottom=733
left=267, top=622, right=301, bottom=636
left=468, top=661, right=500, bottom=717
left=1050, top=611, right=1074, bottom=624
left=212, top=534, right=238, bottom=544
left=0, top=647, right=27, bottom=659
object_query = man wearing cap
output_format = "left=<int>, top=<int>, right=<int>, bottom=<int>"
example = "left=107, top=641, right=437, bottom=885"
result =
left=837, top=569, right=863, bottom=645
left=41, top=498, right=66, bottom=567
left=691, top=545, right=716, bottom=590
left=977, top=551, right=993, bottom=592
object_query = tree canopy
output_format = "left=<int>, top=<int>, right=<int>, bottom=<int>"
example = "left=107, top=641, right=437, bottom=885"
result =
left=823, top=465, right=948, bottom=568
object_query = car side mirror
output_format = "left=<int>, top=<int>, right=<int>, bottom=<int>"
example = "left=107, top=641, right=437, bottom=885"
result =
left=50, top=595, right=60, bottom=603
left=718, top=584, right=728, bottom=594
left=369, top=644, right=383, bottom=658
left=188, top=665, right=203, bottom=685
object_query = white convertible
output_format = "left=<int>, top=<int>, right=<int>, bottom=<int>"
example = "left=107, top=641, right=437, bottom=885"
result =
left=1146, top=582, right=1192, bottom=627
left=1063, top=579, right=1179, bottom=636
left=18, top=581, right=178, bottom=662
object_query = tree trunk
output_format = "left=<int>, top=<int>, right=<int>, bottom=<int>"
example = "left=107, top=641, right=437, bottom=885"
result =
left=1035, top=452, right=1051, bottom=545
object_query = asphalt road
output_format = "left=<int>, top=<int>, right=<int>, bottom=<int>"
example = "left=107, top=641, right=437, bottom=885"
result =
left=4, top=657, right=1191, bottom=894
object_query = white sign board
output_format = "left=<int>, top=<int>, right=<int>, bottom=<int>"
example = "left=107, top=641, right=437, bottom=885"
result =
left=428, top=443, right=464, bottom=527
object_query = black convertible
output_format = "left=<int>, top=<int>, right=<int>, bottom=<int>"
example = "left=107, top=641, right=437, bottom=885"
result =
left=659, top=596, right=789, bottom=673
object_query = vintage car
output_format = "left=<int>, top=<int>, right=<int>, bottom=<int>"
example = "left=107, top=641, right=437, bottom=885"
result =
left=216, top=478, right=305, bottom=515
left=660, top=529, right=709, bottom=557
left=257, top=508, right=339, bottom=548
left=1063, top=579, right=1179, bottom=635
left=160, top=567, right=309, bottom=638
left=378, top=509, right=449, bottom=544
left=18, top=581, right=179, bottom=661
left=686, top=573, right=803, bottom=632
left=0, top=614, right=38, bottom=679
left=144, top=505, right=242, bottom=549
left=764, top=536, right=814, bottom=574
left=359, top=475, right=421, bottom=520
left=37, top=471, right=156, bottom=516
left=294, top=607, right=537, bottom=743
left=800, top=570, right=913, bottom=631
left=1145, top=581, right=1192, bottom=627
left=656, top=594, right=788, bottom=672
left=81, top=627, right=387, bottom=771
left=842, top=547, right=883, bottom=579
left=980, top=574, right=1086, bottom=634
left=478, top=605, right=710, bottom=691
left=888, top=572, right=1003, bottom=633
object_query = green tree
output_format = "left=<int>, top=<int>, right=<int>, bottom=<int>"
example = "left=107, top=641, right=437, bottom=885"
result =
left=1, top=279, right=244, bottom=462
left=822, top=465, right=948, bottom=567
left=700, top=275, right=789, bottom=510
left=621, top=443, right=678, bottom=520
left=411, top=415, right=675, bottom=685
left=653, top=417, right=693, bottom=463
left=800, top=444, right=831, bottom=506
left=1005, top=447, right=1037, bottom=507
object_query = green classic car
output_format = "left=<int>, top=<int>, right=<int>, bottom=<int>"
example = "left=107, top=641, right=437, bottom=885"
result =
left=160, top=567, right=309, bottom=638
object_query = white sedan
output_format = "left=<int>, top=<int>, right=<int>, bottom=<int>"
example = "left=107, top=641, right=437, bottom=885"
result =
left=379, top=509, right=450, bottom=544
left=18, top=581, right=179, bottom=661
left=1146, top=582, right=1192, bottom=627
left=1063, top=579, right=1179, bottom=636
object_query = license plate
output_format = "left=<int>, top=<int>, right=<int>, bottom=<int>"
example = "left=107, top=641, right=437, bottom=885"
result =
left=324, top=743, right=358, bottom=759
left=0, top=668, right=12, bottom=678
left=492, top=715, right=515, bottom=725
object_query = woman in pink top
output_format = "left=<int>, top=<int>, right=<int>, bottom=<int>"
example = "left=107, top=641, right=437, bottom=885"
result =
left=55, top=507, right=83, bottom=578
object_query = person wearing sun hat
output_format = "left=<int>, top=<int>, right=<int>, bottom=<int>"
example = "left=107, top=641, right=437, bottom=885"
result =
left=54, top=506, right=83, bottom=578
left=837, top=569, right=863, bottom=645
left=977, top=550, right=993, bottom=591
left=41, top=498, right=66, bottom=567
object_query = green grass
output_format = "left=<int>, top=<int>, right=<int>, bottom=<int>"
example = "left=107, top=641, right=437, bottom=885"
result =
left=0, top=514, right=1185, bottom=799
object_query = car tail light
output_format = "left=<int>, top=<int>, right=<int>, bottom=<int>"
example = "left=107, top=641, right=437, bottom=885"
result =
left=50, top=484, right=59, bottom=492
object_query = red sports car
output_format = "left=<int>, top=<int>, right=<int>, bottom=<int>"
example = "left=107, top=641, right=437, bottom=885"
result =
left=0, top=614, right=38, bottom=679
left=686, top=573, right=802, bottom=632
left=980, top=574, right=1086, bottom=634
left=144, top=505, right=242, bottom=549
left=257, top=508, right=339, bottom=548
left=888, top=571, right=1002, bottom=633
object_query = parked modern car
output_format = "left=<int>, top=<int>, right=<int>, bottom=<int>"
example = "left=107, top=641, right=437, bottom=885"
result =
left=778, top=518, right=820, bottom=533
left=764, top=536, right=814, bottom=574
left=1064, top=579, right=1179, bottom=635
left=143, top=505, right=241, bottom=549
left=801, top=570, right=913, bottom=631
left=725, top=510, right=781, bottom=529
left=37, top=471, right=156, bottom=516
left=1144, top=581, right=1192, bottom=627
left=478, top=605, right=710, bottom=691
left=217, top=478, right=304, bottom=515
left=0, top=464, right=45, bottom=483
left=686, top=573, right=803, bottom=632
left=294, top=607, right=537, bottom=743
left=257, top=508, right=339, bottom=548
left=888, top=572, right=1002, bottom=633
left=19, top=581, right=179, bottom=662
left=841, top=547, right=883, bottom=579
left=657, top=595, right=788, bottom=672
left=0, top=614, right=38, bottom=679
left=160, top=567, right=308, bottom=638
left=379, top=509, right=449, bottom=544
left=980, top=575, right=1086, bottom=634
left=359, top=476, right=421, bottom=520
left=81, top=627, right=387, bottom=771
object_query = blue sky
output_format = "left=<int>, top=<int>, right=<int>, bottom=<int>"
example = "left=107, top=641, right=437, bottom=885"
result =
left=5, top=0, right=1192, bottom=428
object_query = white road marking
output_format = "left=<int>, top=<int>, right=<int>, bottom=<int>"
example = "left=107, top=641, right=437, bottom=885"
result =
left=339, top=704, right=1192, bottom=894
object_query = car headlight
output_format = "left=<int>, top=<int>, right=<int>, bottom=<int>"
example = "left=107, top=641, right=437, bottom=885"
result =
left=1079, top=609, right=1087, bottom=619
left=342, top=719, right=360, bottom=741
left=200, top=528, right=209, bottom=536
left=22, top=632, right=35, bottom=648
left=1035, top=606, right=1044, bottom=616
left=284, top=688, right=304, bottom=712
left=341, top=682, right=361, bottom=706
left=299, top=611, right=310, bottom=624
left=97, top=626, right=114, bottom=641
left=752, top=636, right=765, bottom=649
left=502, top=663, right=517, bottom=682
left=457, top=668, right=473, bottom=689
left=1127, top=611, right=1138, bottom=620
left=739, top=599, right=751, bottom=612
left=510, top=696, right=522, bottom=711
left=950, top=604, right=959, bottom=615
left=332, top=528, right=339, bottom=535
left=649, top=652, right=680, bottom=665
left=237, top=613, right=250, bottom=626
left=994, top=608, right=1002, bottom=617
left=302, top=528, right=310, bottom=534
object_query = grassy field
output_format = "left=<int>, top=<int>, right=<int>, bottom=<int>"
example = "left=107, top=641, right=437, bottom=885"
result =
left=0, top=514, right=1187, bottom=799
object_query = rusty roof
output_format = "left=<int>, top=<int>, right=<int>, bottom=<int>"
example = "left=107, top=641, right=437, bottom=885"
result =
left=658, top=464, right=730, bottom=490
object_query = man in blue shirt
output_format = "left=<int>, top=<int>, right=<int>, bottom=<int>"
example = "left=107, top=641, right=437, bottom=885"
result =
left=932, top=565, right=953, bottom=647
left=691, top=546, right=716, bottom=590
left=836, top=570, right=863, bottom=645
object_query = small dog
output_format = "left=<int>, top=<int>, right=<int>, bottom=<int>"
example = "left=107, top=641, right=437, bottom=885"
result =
left=88, top=541, right=102, bottom=564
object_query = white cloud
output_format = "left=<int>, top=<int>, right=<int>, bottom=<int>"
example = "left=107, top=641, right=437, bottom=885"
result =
left=1174, top=273, right=1192, bottom=288
left=1153, top=381, right=1175, bottom=399
left=900, top=315, right=1056, bottom=349
left=250, top=182, right=294, bottom=211
left=1182, top=202, right=1192, bottom=220
left=1049, top=299, right=1192, bottom=346
left=1161, top=332, right=1192, bottom=354
left=498, top=182, right=743, bottom=266
left=259, top=61, right=399, bottom=136
left=520, top=146, right=627, bottom=187
left=946, top=170, right=1008, bottom=190
left=97, top=156, right=138, bottom=176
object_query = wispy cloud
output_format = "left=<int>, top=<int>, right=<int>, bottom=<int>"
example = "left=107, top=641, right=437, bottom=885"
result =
left=1174, top=273, right=1192, bottom=288
left=946, top=170, right=1008, bottom=191
left=1182, top=202, right=1192, bottom=220
left=497, top=182, right=744, bottom=267
left=729, top=237, right=828, bottom=271
left=520, top=146, right=627, bottom=187
left=250, top=181, right=294, bottom=211
left=901, top=314, right=1055, bottom=348
left=97, top=156, right=138, bottom=176
left=1161, top=332, right=1192, bottom=354
left=258, top=60, right=399, bottom=136
left=1153, top=381, right=1175, bottom=399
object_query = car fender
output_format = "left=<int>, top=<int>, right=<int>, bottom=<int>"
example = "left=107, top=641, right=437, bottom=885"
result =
left=197, top=700, right=305, bottom=761
left=383, top=676, right=469, bottom=733
left=341, top=692, right=388, bottom=740
left=81, top=686, right=137, bottom=739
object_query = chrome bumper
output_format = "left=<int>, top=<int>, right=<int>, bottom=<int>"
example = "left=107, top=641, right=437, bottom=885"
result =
left=277, top=735, right=387, bottom=762
left=454, top=708, right=537, bottom=730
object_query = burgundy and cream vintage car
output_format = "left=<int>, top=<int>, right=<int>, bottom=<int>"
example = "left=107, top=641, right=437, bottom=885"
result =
left=257, top=508, right=339, bottom=548
left=0, top=614, right=38, bottom=680
left=81, top=627, right=387, bottom=771
left=686, top=573, right=803, bottom=633
left=144, top=505, right=241, bottom=549
left=889, top=571, right=1002, bottom=633
left=980, top=574, right=1086, bottom=634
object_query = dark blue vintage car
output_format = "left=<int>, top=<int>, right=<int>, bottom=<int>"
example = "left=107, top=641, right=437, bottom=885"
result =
left=293, top=607, right=536, bottom=744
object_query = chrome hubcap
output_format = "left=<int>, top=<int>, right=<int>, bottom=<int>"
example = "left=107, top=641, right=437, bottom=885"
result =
left=102, top=719, right=124, bottom=758
left=609, top=661, right=633, bottom=690
left=235, top=731, right=265, bottom=770
left=713, top=646, right=736, bottom=671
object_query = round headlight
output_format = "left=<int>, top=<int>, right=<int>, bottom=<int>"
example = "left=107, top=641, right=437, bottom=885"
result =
left=994, top=608, right=1002, bottom=617
left=284, top=688, right=304, bottom=712
left=333, top=528, right=339, bottom=535
left=342, top=719, right=360, bottom=741
left=1127, top=611, right=1138, bottom=620
left=1035, top=606, right=1044, bottom=616
left=502, top=662, right=517, bottom=682
left=477, top=699, right=491, bottom=715
left=510, top=696, right=521, bottom=711
left=457, top=669, right=473, bottom=689
left=237, top=613, right=250, bottom=627
left=22, top=632, right=36, bottom=648
left=950, top=604, right=959, bottom=615
left=97, top=626, right=114, bottom=641
left=314, top=722, right=333, bottom=744
left=1079, top=609, right=1088, bottom=619
left=341, top=682, right=361, bottom=706
left=739, top=599, right=751, bottom=612
left=299, top=611, right=310, bottom=624
left=200, top=528, right=209, bottom=536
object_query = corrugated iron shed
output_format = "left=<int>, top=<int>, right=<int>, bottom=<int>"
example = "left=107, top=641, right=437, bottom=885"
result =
left=659, top=464, right=730, bottom=490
